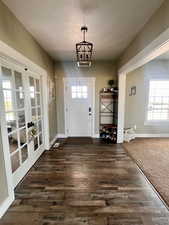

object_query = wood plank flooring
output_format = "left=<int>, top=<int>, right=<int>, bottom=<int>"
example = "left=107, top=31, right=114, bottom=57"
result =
left=1, top=141, right=169, bottom=225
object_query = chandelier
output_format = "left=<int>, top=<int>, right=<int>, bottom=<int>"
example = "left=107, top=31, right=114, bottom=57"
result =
left=76, top=26, right=93, bottom=67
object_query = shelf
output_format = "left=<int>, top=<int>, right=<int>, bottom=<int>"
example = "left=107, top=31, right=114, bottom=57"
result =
left=99, top=89, right=118, bottom=143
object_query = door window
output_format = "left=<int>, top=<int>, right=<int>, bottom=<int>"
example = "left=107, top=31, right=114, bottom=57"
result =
left=71, top=85, right=88, bottom=99
left=1, top=66, right=28, bottom=173
left=29, top=76, right=43, bottom=151
left=0, top=63, right=44, bottom=187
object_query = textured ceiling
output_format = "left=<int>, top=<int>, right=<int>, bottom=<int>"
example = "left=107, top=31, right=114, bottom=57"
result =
left=2, top=0, right=164, bottom=61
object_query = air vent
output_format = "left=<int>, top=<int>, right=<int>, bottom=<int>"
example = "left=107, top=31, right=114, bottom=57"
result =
left=77, top=61, right=91, bottom=67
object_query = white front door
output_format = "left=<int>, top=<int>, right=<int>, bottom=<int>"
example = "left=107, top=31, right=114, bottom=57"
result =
left=64, top=78, right=95, bottom=137
left=0, top=60, right=44, bottom=187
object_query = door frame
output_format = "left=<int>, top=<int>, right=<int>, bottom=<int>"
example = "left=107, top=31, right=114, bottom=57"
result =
left=63, top=77, right=95, bottom=138
left=0, top=41, right=50, bottom=217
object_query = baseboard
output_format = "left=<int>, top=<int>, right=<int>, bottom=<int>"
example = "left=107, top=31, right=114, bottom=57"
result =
left=56, top=134, right=100, bottom=138
left=56, top=134, right=68, bottom=138
left=0, top=195, right=14, bottom=218
left=49, top=135, right=58, bottom=148
left=135, top=134, right=169, bottom=138
left=92, top=134, right=100, bottom=138
left=49, top=134, right=65, bottom=149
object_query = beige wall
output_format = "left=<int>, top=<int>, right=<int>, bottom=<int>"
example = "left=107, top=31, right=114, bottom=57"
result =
left=0, top=0, right=57, bottom=141
left=125, top=60, right=169, bottom=134
left=55, top=61, right=117, bottom=135
left=119, top=0, right=169, bottom=67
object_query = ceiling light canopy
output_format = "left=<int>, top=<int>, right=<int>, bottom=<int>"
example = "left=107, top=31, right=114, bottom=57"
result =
left=76, top=26, right=93, bottom=67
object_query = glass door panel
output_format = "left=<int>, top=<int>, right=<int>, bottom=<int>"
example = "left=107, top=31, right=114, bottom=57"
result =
left=21, top=144, right=28, bottom=163
left=0, top=63, right=44, bottom=188
left=11, top=151, right=20, bottom=173
left=0, top=64, right=29, bottom=186
left=28, top=75, right=43, bottom=152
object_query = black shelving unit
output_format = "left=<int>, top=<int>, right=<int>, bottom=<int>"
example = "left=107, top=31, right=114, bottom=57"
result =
left=99, top=90, right=118, bottom=143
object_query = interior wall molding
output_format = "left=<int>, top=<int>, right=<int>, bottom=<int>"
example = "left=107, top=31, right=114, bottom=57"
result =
left=0, top=41, right=47, bottom=75
left=119, top=27, right=169, bottom=75
left=0, top=195, right=14, bottom=219
left=117, top=27, right=169, bottom=144
left=93, top=134, right=100, bottom=138
left=135, top=134, right=169, bottom=138
left=56, top=134, right=100, bottom=139
left=49, top=135, right=58, bottom=148
left=57, top=134, right=68, bottom=139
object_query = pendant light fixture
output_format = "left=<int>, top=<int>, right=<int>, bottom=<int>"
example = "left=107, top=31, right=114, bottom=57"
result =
left=76, top=26, right=93, bottom=67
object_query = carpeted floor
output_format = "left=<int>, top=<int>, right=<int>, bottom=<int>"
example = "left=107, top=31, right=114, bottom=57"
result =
left=123, top=138, right=169, bottom=207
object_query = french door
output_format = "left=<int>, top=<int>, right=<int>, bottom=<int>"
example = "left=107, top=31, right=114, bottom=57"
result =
left=0, top=59, right=44, bottom=187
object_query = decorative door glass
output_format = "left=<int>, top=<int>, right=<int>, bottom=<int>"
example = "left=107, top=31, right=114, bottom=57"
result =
left=0, top=61, right=44, bottom=188
left=1, top=66, right=28, bottom=173
left=28, top=76, right=43, bottom=151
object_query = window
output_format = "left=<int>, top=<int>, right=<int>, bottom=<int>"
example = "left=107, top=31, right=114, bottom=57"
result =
left=147, top=80, right=169, bottom=121
left=2, top=80, right=11, bottom=89
left=71, top=85, right=88, bottom=99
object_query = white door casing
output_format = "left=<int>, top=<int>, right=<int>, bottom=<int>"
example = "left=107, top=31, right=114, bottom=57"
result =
left=117, top=73, right=126, bottom=143
left=64, top=77, right=95, bottom=137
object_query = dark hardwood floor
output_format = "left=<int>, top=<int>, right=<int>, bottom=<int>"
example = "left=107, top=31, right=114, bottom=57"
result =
left=1, top=141, right=169, bottom=225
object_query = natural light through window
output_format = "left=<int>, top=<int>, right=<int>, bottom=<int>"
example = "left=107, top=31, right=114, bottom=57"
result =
left=2, top=80, right=11, bottom=89
left=147, top=80, right=169, bottom=121
left=3, top=90, right=13, bottom=111
left=71, top=85, right=88, bottom=99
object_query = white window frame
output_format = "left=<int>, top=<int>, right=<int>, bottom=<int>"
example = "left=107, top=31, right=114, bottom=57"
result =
left=71, top=85, right=88, bottom=99
left=144, top=78, right=169, bottom=125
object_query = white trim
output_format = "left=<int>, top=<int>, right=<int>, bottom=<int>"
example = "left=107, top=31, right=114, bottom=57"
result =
left=49, top=134, right=58, bottom=148
left=0, top=194, right=14, bottom=219
left=118, top=27, right=169, bottom=143
left=92, top=78, right=96, bottom=138
left=135, top=133, right=169, bottom=138
left=117, top=73, right=126, bottom=143
left=63, top=77, right=95, bottom=137
left=0, top=41, right=46, bottom=75
left=63, top=79, right=68, bottom=137
left=144, top=120, right=169, bottom=126
left=119, top=28, right=169, bottom=75
left=0, top=62, right=14, bottom=218
left=57, top=133, right=67, bottom=138
left=56, top=133, right=99, bottom=139
left=93, top=133, right=100, bottom=138
left=42, top=73, right=50, bottom=150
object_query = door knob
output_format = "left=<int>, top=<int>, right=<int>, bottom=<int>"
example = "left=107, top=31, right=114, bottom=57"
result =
left=89, top=107, right=92, bottom=116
